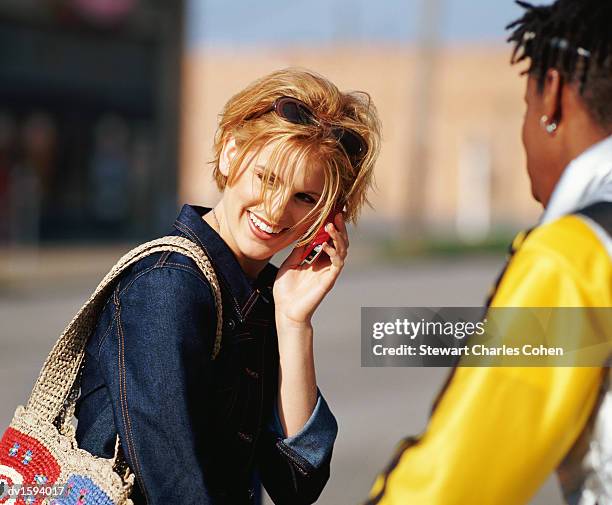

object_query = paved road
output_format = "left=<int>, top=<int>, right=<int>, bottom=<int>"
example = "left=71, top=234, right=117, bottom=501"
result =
left=0, top=256, right=563, bottom=505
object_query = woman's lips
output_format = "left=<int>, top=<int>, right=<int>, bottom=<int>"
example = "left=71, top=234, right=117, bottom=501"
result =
left=247, top=211, right=285, bottom=240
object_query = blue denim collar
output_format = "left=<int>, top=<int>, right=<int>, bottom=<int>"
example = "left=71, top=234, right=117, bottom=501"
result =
left=173, top=204, right=277, bottom=321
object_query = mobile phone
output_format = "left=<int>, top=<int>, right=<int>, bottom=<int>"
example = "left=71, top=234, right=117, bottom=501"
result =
left=299, top=210, right=339, bottom=266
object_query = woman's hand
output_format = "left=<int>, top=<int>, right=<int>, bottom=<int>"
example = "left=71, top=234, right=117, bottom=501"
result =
left=273, top=212, right=349, bottom=329
left=273, top=212, right=347, bottom=435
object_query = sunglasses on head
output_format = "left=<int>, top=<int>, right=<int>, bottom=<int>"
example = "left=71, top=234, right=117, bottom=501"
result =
left=248, top=96, right=367, bottom=169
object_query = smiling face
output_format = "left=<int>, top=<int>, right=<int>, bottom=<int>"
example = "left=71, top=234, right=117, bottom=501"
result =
left=216, top=138, right=326, bottom=270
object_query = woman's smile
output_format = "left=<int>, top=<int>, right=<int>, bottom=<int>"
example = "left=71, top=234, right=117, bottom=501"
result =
left=246, top=210, right=288, bottom=240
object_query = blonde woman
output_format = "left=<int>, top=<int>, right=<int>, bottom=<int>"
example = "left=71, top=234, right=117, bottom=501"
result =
left=75, top=68, right=381, bottom=504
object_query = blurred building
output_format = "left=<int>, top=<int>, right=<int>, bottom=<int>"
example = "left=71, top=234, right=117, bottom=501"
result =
left=0, top=0, right=183, bottom=244
left=181, top=45, right=541, bottom=241
left=0, top=0, right=541, bottom=247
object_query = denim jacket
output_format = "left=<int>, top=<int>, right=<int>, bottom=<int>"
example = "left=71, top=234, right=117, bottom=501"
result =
left=75, top=204, right=338, bottom=505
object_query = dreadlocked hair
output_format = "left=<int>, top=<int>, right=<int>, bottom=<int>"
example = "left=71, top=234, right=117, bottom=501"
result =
left=507, top=0, right=612, bottom=129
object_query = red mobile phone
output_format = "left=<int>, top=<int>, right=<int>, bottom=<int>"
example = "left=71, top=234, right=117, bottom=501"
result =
left=299, top=209, right=340, bottom=266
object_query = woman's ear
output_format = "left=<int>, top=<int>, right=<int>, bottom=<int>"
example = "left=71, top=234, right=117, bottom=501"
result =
left=219, top=135, right=238, bottom=177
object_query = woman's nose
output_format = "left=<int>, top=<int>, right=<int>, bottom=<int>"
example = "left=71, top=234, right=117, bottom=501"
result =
left=268, top=191, right=293, bottom=226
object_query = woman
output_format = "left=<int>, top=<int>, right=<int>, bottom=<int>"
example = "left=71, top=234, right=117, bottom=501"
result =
left=75, top=68, right=381, bottom=504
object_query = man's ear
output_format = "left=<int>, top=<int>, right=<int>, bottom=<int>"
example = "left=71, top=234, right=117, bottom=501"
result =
left=542, top=68, right=563, bottom=124
left=219, top=135, right=238, bottom=177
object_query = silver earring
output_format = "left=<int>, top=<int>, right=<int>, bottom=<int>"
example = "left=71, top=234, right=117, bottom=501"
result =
left=540, top=115, right=558, bottom=135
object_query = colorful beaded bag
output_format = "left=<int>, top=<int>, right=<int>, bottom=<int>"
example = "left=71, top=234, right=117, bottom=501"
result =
left=0, top=236, right=223, bottom=505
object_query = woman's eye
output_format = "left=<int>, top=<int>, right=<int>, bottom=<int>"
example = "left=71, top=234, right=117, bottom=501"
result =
left=296, top=193, right=316, bottom=204
left=255, top=173, right=273, bottom=185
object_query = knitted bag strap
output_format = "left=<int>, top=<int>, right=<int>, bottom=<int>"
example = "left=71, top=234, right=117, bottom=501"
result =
left=24, top=236, right=223, bottom=426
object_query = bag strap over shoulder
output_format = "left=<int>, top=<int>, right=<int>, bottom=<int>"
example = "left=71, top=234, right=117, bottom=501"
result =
left=25, top=236, right=223, bottom=427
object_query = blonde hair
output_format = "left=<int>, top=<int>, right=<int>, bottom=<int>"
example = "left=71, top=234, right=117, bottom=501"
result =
left=211, top=67, right=381, bottom=246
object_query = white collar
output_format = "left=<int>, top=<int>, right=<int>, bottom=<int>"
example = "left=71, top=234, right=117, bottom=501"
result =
left=541, top=134, right=612, bottom=225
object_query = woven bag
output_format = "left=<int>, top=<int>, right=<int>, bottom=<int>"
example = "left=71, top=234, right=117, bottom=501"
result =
left=0, top=236, right=222, bottom=505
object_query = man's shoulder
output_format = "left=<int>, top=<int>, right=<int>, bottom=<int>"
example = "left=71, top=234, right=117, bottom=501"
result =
left=493, top=215, right=612, bottom=306
left=524, top=214, right=609, bottom=263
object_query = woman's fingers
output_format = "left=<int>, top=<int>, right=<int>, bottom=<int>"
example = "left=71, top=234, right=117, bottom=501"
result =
left=334, top=212, right=349, bottom=249
left=322, top=215, right=349, bottom=273
left=321, top=241, right=344, bottom=270
left=326, top=219, right=347, bottom=259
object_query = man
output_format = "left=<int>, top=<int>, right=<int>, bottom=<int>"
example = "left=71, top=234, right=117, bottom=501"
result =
left=366, top=1, right=611, bottom=503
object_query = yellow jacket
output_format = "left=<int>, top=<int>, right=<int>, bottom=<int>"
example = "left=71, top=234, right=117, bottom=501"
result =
left=367, top=214, right=610, bottom=505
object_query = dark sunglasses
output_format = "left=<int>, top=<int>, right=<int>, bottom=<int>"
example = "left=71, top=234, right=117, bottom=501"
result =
left=248, top=96, right=367, bottom=169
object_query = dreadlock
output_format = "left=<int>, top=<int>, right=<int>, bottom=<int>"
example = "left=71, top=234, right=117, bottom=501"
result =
left=507, top=0, right=612, bottom=129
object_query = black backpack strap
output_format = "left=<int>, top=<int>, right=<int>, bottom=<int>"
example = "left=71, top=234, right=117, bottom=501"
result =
left=576, top=201, right=612, bottom=238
